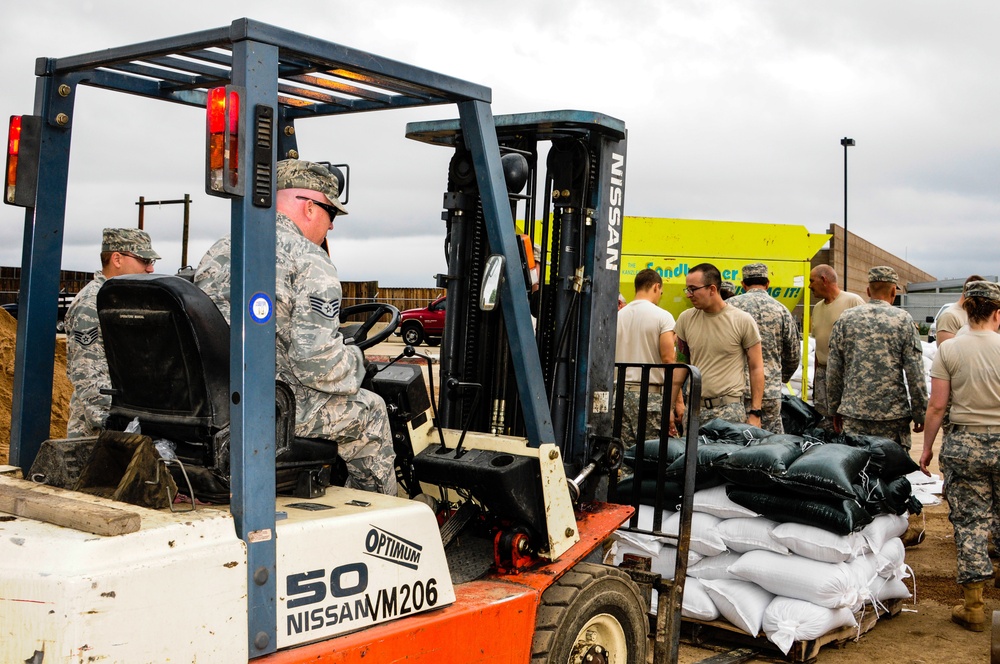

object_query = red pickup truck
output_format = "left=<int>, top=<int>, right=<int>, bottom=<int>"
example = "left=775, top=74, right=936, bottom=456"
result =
left=397, top=294, right=446, bottom=346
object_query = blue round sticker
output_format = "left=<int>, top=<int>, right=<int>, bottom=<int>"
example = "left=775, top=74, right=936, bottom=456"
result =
left=248, top=292, right=273, bottom=324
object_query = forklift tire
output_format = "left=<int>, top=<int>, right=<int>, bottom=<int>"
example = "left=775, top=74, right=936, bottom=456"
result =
left=531, top=562, right=648, bottom=664
left=402, top=322, right=424, bottom=347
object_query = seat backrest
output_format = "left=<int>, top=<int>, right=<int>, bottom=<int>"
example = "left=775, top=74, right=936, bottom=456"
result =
left=98, top=274, right=231, bottom=442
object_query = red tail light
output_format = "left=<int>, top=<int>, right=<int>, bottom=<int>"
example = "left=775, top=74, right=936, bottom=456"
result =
left=6, top=116, right=22, bottom=203
left=206, top=86, right=243, bottom=196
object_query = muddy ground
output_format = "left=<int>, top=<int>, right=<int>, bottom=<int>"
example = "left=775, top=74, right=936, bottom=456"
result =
left=677, top=431, right=993, bottom=664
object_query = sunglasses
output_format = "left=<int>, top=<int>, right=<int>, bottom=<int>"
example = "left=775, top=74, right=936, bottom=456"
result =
left=120, top=252, right=156, bottom=267
left=296, top=195, right=340, bottom=219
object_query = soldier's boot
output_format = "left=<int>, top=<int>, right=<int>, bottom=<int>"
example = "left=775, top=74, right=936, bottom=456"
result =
left=951, top=581, right=987, bottom=632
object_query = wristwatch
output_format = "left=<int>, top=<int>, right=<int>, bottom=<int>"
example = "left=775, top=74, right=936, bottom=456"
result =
left=747, top=408, right=763, bottom=418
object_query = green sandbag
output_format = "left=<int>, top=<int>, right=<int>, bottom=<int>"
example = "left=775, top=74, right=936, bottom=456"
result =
left=860, top=475, right=913, bottom=516
left=726, top=486, right=874, bottom=535
left=780, top=394, right=821, bottom=434
left=715, top=441, right=803, bottom=488
left=698, top=418, right=771, bottom=444
left=777, top=443, right=872, bottom=500
left=665, top=442, right=745, bottom=489
left=623, top=436, right=686, bottom=474
left=844, top=433, right=919, bottom=479
left=613, top=475, right=682, bottom=506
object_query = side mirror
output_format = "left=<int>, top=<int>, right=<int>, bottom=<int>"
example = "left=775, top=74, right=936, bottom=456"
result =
left=925, top=316, right=934, bottom=323
left=480, top=255, right=505, bottom=311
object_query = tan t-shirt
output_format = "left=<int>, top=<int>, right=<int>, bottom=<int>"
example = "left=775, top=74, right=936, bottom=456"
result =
left=615, top=299, right=675, bottom=385
left=674, top=304, right=761, bottom=399
left=812, top=290, right=865, bottom=365
left=936, top=302, right=967, bottom=337
left=931, top=330, right=1000, bottom=425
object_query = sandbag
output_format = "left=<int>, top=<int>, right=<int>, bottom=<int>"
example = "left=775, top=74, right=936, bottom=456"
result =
left=614, top=475, right=682, bottom=506
left=727, top=487, right=874, bottom=535
left=860, top=514, right=909, bottom=554
left=699, top=418, right=770, bottom=444
left=663, top=511, right=728, bottom=556
left=844, top=433, right=919, bottom=479
left=665, top=443, right=745, bottom=489
left=762, top=597, right=857, bottom=656
left=687, top=551, right=744, bottom=581
left=717, top=517, right=790, bottom=555
left=679, top=577, right=721, bottom=621
left=623, top=436, right=686, bottom=474
left=873, top=537, right=907, bottom=580
left=748, top=433, right=805, bottom=447
left=861, top=476, right=912, bottom=516
left=770, top=521, right=864, bottom=564
left=716, top=442, right=804, bottom=488
left=777, top=443, right=872, bottom=500
left=692, top=484, right=760, bottom=519
left=780, top=394, right=822, bottom=435
left=700, top=578, right=774, bottom=635
left=610, top=536, right=703, bottom=580
left=729, top=550, right=862, bottom=609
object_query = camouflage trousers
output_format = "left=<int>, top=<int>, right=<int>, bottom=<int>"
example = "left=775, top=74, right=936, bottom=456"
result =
left=841, top=416, right=912, bottom=450
left=620, top=390, right=665, bottom=449
left=941, top=430, right=1000, bottom=584
left=296, top=388, right=397, bottom=495
left=744, top=397, right=783, bottom=434
left=812, top=364, right=830, bottom=418
left=701, top=401, right=746, bottom=427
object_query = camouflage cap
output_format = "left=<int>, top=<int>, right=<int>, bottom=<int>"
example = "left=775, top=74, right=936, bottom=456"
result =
left=964, top=280, right=1000, bottom=302
left=719, top=281, right=736, bottom=296
left=741, top=263, right=768, bottom=280
left=102, top=228, right=161, bottom=260
left=276, top=159, right=348, bottom=216
left=867, top=265, right=898, bottom=284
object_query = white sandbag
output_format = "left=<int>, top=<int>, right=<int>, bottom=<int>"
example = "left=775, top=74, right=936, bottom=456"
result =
left=610, top=539, right=703, bottom=580
left=847, top=553, right=879, bottom=609
left=692, top=484, right=760, bottom=519
left=861, top=514, right=908, bottom=554
left=679, top=577, right=721, bottom=621
left=631, top=503, right=680, bottom=534
left=717, top=517, right=789, bottom=555
left=870, top=574, right=912, bottom=602
left=663, top=511, right=728, bottom=556
left=729, top=550, right=862, bottom=609
left=874, top=538, right=907, bottom=579
left=701, top=578, right=774, bottom=635
left=762, top=596, right=858, bottom=655
left=687, top=551, right=744, bottom=581
left=771, top=521, right=864, bottom=563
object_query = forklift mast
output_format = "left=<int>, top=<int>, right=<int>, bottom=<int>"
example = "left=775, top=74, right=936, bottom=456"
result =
left=406, top=112, right=627, bottom=500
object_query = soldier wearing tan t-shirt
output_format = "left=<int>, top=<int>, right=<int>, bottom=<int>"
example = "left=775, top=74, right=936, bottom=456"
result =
left=936, top=275, right=986, bottom=347
left=673, top=263, right=763, bottom=429
left=808, top=264, right=864, bottom=420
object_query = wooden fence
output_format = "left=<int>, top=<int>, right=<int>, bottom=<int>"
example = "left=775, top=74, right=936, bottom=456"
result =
left=0, top=267, right=92, bottom=306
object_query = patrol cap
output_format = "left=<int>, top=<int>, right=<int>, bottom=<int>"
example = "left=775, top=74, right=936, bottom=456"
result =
left=867, top=266, right=898, bottom=284
left=964, top=280, right=1000, bottom=302
left=276, top=159, right=349, bottom=216
left=102, top=228, right=161, bottom=260
left=741, top=263, right=768, bottom=280
left=719, top=281, right=736, bottom=296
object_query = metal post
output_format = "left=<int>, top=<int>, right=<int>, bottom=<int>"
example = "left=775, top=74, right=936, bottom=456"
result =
left=182, top=193, right=191, bottom=267
left=840, top=137, right=855, bottom=287
left=137, top=195, right=145, bottom=230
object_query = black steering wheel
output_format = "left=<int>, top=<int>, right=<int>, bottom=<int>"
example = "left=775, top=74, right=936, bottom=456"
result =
left=340, top=302, right=401, bottom=351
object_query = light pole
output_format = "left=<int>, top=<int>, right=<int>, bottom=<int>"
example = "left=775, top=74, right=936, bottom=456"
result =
left=841, top=137, right=855, bottom=287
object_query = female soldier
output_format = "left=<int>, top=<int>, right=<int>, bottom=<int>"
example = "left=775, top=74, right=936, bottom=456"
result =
left=921, top=280, right=1000, bottom=632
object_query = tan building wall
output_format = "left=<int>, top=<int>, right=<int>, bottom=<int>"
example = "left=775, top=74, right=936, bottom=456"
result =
left=812, top=223, right=935, bottom=302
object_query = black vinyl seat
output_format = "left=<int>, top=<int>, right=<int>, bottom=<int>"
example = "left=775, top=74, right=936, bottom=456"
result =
left=97, top=274, right=344, bottom=501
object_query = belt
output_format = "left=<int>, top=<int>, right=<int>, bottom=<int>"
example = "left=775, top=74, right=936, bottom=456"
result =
left=951, top=424, right=1000, bottom=434
left=625, top=383, right=662, bottom=394
left=702, top=395, right=742, bottom=409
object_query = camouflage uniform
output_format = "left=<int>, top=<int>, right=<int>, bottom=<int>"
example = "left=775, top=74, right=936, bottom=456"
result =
left=65, top=271, right=110, bottom=437
left=701, top=401, right=746, bottom=426
left=826, top=268, right=927, bottom=450
left=195, top=162, right=395, bottom=495
left=728, top=277, right=801, bottom=434
left=941, top=430, right=1000, bottom=585
left=620, top=390, right=664, bottom=448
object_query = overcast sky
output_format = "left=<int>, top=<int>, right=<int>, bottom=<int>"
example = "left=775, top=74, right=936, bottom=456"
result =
left=1, top=1, right=997, bottom=286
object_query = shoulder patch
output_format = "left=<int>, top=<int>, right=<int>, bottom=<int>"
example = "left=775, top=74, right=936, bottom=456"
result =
left=72, top=328, right=100, bottom=346
left=308, top=295, right=341, bottom=320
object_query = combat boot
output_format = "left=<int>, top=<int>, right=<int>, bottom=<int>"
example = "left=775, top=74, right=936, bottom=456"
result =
left=951, top=581, right=986, bottom=632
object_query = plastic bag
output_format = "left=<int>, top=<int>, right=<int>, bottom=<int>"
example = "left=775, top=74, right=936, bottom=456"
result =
left=154, top=439, right=177, bottom=461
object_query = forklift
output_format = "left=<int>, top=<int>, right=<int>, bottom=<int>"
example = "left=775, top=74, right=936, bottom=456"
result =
left=1, top=19, right=698, bottom=663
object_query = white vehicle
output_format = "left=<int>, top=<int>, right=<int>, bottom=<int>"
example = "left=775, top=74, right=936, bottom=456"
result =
left=926, top=302, right=956, bottom=343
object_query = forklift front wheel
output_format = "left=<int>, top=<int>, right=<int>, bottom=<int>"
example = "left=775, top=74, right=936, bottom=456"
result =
left=531, top=562, right=647, bottom=664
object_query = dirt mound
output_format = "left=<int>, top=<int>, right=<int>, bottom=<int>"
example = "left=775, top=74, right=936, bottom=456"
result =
left=0, top=309, right=71, bottom=464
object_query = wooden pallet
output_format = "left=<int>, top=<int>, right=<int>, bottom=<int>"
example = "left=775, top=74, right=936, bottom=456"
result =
left=682, top=599, right=905, bottom=663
